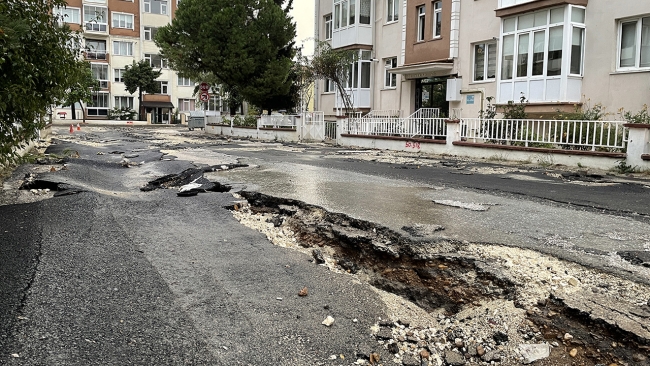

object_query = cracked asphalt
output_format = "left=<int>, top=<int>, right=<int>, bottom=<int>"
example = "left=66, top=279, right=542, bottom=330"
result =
left=1, top=126, right=649, bottom=365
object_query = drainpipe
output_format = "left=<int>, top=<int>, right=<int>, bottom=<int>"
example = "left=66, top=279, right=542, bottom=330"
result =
left=314, top=0, right=321, bottom=113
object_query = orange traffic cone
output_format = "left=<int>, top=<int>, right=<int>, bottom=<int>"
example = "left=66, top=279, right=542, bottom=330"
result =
left=76, top=123, right=81, bottom=131
left=69, top=124, right=74, bottom=134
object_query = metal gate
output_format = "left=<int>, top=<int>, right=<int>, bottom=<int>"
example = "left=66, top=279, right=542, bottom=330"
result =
left=300, top=112, right=325, bottom=141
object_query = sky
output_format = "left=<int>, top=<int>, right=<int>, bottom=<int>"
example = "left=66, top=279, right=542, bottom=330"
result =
left=289, top=0, right=315, bottom=56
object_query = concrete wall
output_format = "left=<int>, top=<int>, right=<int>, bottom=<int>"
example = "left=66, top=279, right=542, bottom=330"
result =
left=205, top=125, right=301, bottom=142
left=581, top=2, right=650, bottom=116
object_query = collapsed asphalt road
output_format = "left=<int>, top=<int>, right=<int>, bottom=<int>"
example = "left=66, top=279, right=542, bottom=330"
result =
left=0, top=126, right=648, bottom=366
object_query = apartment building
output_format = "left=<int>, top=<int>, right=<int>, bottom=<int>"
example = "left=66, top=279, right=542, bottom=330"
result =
left=314, top=0, right=650, bottom=120
left=55, top=0, right=217, bottom=122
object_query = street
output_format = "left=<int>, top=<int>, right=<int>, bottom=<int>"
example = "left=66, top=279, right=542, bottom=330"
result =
left=0, top=126, right=648, bottom=366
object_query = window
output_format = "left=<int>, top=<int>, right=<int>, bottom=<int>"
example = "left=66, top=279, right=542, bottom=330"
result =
left=55, top=6, right=81, bottom=24
left=113, top=41, right=133, bottom=56
left=324, top=79, right=335, bottom=93
left=325, top=15, right=332, bottom=39
left=85, top=39, right=106, bottom=60
left=84, top=6, right=107, bottom=32
left=500, top=7, right=578, bottom=80
left=618, top=16, right=650, bottom=70
left=384, top=57, right=397, bottom=88
left=349, top=0, right=356, bottom=26
left=433, top=1, right=442, bottom=38
left=473, top=43, right=497, bottom=82
left=91, top=64, right=109, bottom=88
left=144, top=54, right=168, bottom=68
left=144, top=26, right=159, bottom=41
left=345, top=50, right=372, bottom=89
left=178, top=76, right=193, bottom=86
left=178, top=99, right=195, bottom=112
left=112, top=13, right=133, bottom=29
left=157, top=81, right=169, bottom=94
left=387, top=0, right=398, bottom=23
left=114, top=68, right=125, bottom=82
left=87, top=92, right=109, bottom=116
left=417, top=5, right=426, bottom=41
left=359, top=0, right=371, bottom=24
left=206, top=95, right=221, bottom=111
left=334, top=3, right=341, bottom=29
left=144, top=0, right=167, bottom=15
left=114, top=96, right=133, bottom=109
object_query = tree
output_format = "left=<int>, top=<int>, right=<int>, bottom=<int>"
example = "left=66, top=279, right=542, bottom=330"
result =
left=59, top=61, right=100, bottom=123
left=123, top=60, right=162, bottom=120
left=0, top=0, right=86, bottom=165
left=155, top=0, right=297, bottom=115
left=309, top=42, right=358, bottom=114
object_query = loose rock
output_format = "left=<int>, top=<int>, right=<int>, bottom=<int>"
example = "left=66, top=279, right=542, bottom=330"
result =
left=519, top=344, right=550, bottom=364
left=444, top=350, right=466, bottom=366
left=569, top=348, right=578, bottom=357
left=322, top=316, right=335, bottom=327
left=298, top=287, right=308, bottom=297
left=401, top=354, right=419, bottom=366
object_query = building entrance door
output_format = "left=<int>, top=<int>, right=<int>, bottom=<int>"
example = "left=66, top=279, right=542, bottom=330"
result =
left=415, top=77, right=449, bottom=117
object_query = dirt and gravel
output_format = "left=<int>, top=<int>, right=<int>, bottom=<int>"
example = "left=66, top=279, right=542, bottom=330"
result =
left=230, top=191, right=650, bottom=366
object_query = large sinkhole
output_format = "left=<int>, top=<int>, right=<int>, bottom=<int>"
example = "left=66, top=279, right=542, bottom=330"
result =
left=229, top=191, right=650, bottom=366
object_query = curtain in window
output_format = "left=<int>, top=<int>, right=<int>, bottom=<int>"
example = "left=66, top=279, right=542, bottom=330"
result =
left=501, top=35, right=514, bottom=80
left=487, top=43, right=497, bottom=79
left=360, top=0, right=371, bottom=24
left=570, top=27, right=584, bottom=74
left=547, top=26, right=563, bottom=76
left=474, top=44, right=485, bottom=81
left=517, top=34, right=529, bottom=77
left=387, top=0, right=394, bottom=21
left=620, top=22, right=637, bottom=68
left=640, top=18, right=650, bottom=67
left=349, top=0, right=356, bottom=25
left=532, top=31, right=545, bottom=76
left=341, top=0, right=348, bottom=27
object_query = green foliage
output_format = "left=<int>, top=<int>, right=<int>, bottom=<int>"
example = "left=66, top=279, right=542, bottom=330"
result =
left=309, top=42, right=359, bottom=113
left=555, top=101, right=606, bottom=121
left=155, top=0, right=297, bottom=114
left=478, top=96, right=497, bottom=120
left=0, top=0, right=86, bottom=165
left=614, top=160, right=638, bottom=174
left=620, top=104, right=650, bottom=124
left=108, top=107, right=137, bottom=120
left=123, top=60, right=162, bottom=119
left=232, top=115, right=258, bottom=127
left=502, top=95, right=528, bottom=119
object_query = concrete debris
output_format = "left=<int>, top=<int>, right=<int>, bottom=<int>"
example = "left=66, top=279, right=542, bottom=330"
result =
left=518, top=343, right=551, bottom=364
left=322, top=316, right=335, bottom=327
left=298, top=287, right=308, bottom=297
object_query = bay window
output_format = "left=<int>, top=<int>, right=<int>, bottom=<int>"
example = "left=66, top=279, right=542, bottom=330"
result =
left=91, top=63, right=109, bottom=89
left=618, top=16, right=650, bottom=70
left=88, top=92, right=109, bottom=116
left=84, top=5, right=107, bottom=32
left=498, top=5, right=586, bottom=103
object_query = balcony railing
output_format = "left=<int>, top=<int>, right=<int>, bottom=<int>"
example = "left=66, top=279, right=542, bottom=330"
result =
left=85, top=22, right=107, bottom=32
left=85, top=51, right=107, bottom=60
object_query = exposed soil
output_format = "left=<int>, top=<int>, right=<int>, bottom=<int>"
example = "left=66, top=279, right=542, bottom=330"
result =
left=232, top=191, right=650, bottom=366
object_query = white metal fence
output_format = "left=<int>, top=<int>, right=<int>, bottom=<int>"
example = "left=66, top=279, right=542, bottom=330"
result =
left=259, top=114, right=299, bottom=128
left=343, top=108, right=446, bottom=139
left=300, top=111, right=325, bottom=140
left=460, top=118, right=628, bottom=151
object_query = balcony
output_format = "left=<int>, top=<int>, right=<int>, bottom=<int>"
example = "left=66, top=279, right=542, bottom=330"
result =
left=331, top=0, right=373, bottom=49
left=84, top=22, right=108, bottom=33
left=85, top=51, right=108, bottom=61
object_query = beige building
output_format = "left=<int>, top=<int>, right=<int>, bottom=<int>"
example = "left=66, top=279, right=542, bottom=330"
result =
left=55, top=0, right=218, bottom=122
left=314, top=0, right=650, bottom=120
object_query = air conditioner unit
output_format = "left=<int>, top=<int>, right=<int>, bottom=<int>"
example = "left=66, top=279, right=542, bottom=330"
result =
left=446, top=78, right=462, bottom=102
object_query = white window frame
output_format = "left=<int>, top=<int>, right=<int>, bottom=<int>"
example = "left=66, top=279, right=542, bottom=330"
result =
left=178, top=98, right=195, bottom=112
left=111, top=12, right=134, bottom=29
left=616, top=15, right=650, bottom=71
left=144, top=26, right=158, bottom=41
left=324, top=79, right=335, bottom=93
left=84, top=5, right=108, bottom=32
left=387, top=0, right=399, bottom=23
left=114, top=68, right=125, bottom=83
left=157, top=81, right=169, bottom=94
left=178, top=76, right=193, bottom=86
left=473, top=42, right=497, bottom=82
left=325, top=14, right=333, bottom=40
left=87, top=92, right=110, bottom=116
left=345, top=50, right=372, bottom=90
left=384, top=57, right=397, bottom=88
left=85, top=39, right=107, bottom=60
left=55, top=6, right=81, bottom=24
left=112, top=41, right=133, bottom=56
left=91, top=63, right=109, bottom=89
left=433, top=1, right=442, bottom=38
left=417, top=5, right=426, bottom=42
left=114, top=96, right=134, bottom=109
left=144, top=53, right=168, bottom=69
left=144, top=0, right=168, bottom=15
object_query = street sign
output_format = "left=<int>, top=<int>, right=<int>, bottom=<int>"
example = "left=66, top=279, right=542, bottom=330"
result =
left=199, top=92, right=210, bottom=102
left=199, top=82, right=209, bottom=92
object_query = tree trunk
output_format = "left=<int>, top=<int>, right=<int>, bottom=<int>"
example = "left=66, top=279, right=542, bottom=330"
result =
left=71, top=103, right=77, bottom=121
left=138, top=89, right=144, bottom=121
left=81, top=103, right=86, bottom=124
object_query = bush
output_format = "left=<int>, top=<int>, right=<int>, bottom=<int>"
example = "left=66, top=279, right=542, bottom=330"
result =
left=621, top=104, right=650, bottom=124
left=108, top=107, right=137, bottom=120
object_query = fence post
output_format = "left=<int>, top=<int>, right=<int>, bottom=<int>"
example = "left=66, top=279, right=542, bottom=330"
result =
left=624, top=123, right=650, bottom=168
left=446, top=119, right=461, bottom=149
